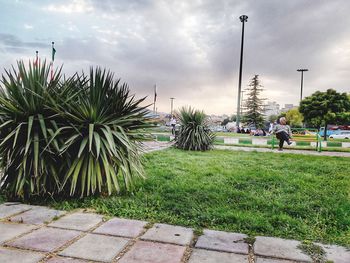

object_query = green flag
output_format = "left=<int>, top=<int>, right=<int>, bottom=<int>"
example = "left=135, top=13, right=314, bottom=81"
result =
left=52, top=47, right=56, bottom=61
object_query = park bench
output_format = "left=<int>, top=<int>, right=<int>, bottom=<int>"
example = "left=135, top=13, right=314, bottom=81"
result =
left=271, top=128, right=323, bottom=152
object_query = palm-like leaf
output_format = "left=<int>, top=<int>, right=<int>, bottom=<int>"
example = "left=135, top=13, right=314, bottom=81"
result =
left=175, top=107, right=215, bottom=151
left=52, top=67, right=151, bottom=197
left=0, top=60, right=63, bottom=197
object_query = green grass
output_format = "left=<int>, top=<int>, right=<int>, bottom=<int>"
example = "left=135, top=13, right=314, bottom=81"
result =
left=296, top=141, right=311, bottom=146
left=29, top=148, right=350, bottom=247
left=327, top=142, right=342, bottom=147
left=239, top=138, right=252, bottom=144
left=213, top=141, right=350, bottom=153
left=214, top=138, right=224, bottom=144
left=155, top=134, right=171, bottom=142
left=215, top=132, right=250, bottom=137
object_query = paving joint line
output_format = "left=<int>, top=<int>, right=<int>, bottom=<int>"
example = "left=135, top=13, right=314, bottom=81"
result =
left=113, top=221, right=155, bottom=262
left=181, top=231, right=199, bottom=263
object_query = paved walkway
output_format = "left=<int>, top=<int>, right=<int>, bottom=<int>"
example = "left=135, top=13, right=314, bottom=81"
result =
left=215, top=145, right=350, bottom=158
left=0, top=203, right=349, bottom=263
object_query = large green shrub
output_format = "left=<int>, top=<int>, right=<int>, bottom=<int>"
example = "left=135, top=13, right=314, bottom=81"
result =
left=52, top=68, right=150, bottom=197
left=0, top=62, right=150, bottom=198
left=175, top=107, right=215, bottom=151
left=0, top=61, right=63, bottom=197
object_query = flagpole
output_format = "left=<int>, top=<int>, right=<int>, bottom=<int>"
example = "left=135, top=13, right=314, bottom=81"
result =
left=35, top=51, right=38, bottom=67
left=153, top=84, right=157, bottom=114
left=51, top=42, right=54, bottom=80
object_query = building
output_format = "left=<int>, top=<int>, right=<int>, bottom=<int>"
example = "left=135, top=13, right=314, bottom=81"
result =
left=263, top=101, right=280, bottom=117
left=280, top=104, right=296, bottom=113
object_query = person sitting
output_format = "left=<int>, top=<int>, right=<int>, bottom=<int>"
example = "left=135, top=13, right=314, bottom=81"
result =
left=273, top=117, right=292, bottom=151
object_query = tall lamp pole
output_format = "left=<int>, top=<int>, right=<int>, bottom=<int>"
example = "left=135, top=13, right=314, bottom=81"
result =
left=240, top=90, right=245, bottom=117
left=297, top=68, right=308, bottom=101
left=170, top=97, right=175, bottom=116
left=236, top=15, right=248, bottom=128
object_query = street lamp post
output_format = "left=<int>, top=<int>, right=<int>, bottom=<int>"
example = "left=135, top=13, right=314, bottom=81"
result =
left=170, top=97, right=175, bottom=116
left=236, top=15, right=248, bottom=128
left=240, top=90, right=245, bottom=117
left=297, top=69, right=308, bottom=101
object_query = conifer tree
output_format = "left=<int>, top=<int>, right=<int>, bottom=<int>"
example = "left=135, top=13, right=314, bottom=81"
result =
left=242, top=75, right=265, bottom=128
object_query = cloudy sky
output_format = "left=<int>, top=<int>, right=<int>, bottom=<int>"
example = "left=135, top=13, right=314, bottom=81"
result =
left=1, top=0, right=349, bottom=115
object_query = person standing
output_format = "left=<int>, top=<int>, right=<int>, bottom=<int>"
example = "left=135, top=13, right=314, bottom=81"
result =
left=273, top=117, right=292, bottom=151
left=170, top=116, right=176, bottom=135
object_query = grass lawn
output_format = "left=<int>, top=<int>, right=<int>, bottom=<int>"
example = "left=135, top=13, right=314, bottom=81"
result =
left=27, top=148, right=349, bottom=247
left=215, top=132, right=250, bottom=137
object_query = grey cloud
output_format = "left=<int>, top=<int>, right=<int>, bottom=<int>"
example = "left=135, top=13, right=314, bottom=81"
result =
left=0, top=33, right=47, bottom=53
left=1, top=0, right=350, bottom=114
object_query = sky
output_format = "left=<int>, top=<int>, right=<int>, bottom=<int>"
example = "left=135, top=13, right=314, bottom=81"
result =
left=0, top=0, right=350, bottom=115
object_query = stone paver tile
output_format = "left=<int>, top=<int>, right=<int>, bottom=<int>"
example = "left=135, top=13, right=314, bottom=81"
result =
left=0, top=247, right=45, bottom=263
left=119, top=240, right=186, bottom=263
left=188, top=249, right=248, bottom=263
left=48, top=212, right=103, bottom=231
left=141, top=223, right=193, bottom=246
left=59, top=233, right=129, bottom=262
left=256, top=258, right=297, bottom=263
left=0, top=203, right=33, bottom=219
left=10, top=206, right=66, bottom=225
left=0, top=222, right=37, bottom=244
left=93, top=217, right=147, bottom=238
left=7, top=227, right=81, bottom=252
left=320, top=244, right=350, bottom=263
left=46, top=256, right=88, bottom=263
left=254, top=236, right=312, bottom=262
left=195, top=229, right=248, bottom=254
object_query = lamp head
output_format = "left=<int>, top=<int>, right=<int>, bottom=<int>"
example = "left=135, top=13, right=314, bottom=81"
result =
left=239, top=15, right=248, bottom=22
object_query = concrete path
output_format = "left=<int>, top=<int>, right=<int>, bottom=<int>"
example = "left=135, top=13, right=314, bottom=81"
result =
left=1, top=203, right=349, bottom=263
left=215, top=145, right=350, bottom=158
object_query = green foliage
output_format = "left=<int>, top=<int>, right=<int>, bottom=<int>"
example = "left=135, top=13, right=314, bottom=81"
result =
left=242, top=75, right=265, bottom=128
left=230, top=114, right=237, bottom=122
left=0, top=61, right=63, bottom=197
left=41, top=149, right=350, bottom=247
left=300, top=89, right=350, bottom=128
left=0, top=62, right=150, bottom=198
left=52, top=68, right=150, bottom=197
left=298, top=241, right=326, bottom=262
left=175, top=107, right=215, bottom=151
left=278, top=111, right=287, bottom=120
left=285, top=108, right=303, bottom=127
left=221, top=118, right=230, bottom=126
left=268, top=114, right=278, bottom=123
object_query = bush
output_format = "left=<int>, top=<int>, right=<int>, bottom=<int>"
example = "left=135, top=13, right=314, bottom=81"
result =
left=175, top=107, right=215, bottom=151
left=53, top=68, right=150, bottom=197
left=0, top=61, right=150, bottom=198
left=0, top=61, right=63, bottom=197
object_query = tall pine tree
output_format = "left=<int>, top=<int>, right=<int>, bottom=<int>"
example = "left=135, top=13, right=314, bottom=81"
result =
left=242, top=75, right=265, bottom=128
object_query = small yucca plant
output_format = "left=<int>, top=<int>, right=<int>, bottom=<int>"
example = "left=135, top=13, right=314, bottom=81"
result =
left=52, top=68, right=150, bottom=197
left=175, top=107, right=215, bottom=151
left=0, top=60, right=63, bottom=197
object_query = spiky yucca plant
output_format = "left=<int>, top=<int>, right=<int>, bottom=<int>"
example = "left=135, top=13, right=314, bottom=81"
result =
left=0, top=61, right=63, bottom=197
left=53, top=68, right=150, bottom=197
left=175, top=107, right=215, bottom=151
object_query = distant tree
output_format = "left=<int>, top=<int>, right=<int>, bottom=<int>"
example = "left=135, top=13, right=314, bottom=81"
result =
left=221, top=118, right=230, bottom=126
left=299, top=89, right=350, bottom=140
left=242, top=75, right=265, bottom=128
left=230, top=115, right=237, bottom=122
left=285, top=108, right=303, bottom=127
left=268, top=114, right=278, bottom=123
left=276, top=112, right=286, bottom=120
